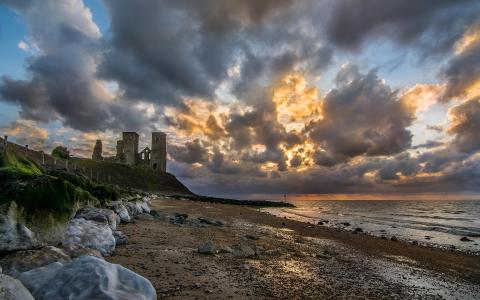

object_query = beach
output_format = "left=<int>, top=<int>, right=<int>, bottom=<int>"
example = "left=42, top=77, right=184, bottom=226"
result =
left=107, top=197, right=480, bottom=299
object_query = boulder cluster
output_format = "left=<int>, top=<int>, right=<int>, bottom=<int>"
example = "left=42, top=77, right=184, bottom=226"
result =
left=0, top=196, right=157, bottom=300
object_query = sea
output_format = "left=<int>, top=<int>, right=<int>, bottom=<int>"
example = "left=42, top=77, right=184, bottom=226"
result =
left=263, top=200, right=480, bottom=255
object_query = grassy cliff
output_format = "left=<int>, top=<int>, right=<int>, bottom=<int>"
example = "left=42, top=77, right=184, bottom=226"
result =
left=70, top=158, right=192, bottom=194
left=0, top=149, right=130, bottom=218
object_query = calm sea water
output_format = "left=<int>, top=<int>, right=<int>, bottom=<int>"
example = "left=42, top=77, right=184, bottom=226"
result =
left=264, top=200, right=480, bottom=254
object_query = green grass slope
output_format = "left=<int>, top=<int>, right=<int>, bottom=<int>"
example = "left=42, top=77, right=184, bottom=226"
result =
left=70, top=158, right=192, bottom=195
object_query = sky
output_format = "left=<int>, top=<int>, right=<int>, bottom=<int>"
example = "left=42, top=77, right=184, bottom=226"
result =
left=0, top=0, right=480, bottom=200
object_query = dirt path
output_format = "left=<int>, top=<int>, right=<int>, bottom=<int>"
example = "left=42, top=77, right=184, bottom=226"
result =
left=107, top=198, right=480, bottom=299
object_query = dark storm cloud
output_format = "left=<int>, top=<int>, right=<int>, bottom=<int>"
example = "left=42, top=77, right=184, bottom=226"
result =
left=441, top=29, right=480, bottom=101
left=447, top=98, right=480, bottom=153
left=326, top=0, right=479, bottom=53
left=411, top=140, right=444, bottom=150
left=168, top=139, right=209, bottom=164
left=307, top=64, right=414, bottom=165
left=0, top=1, right=154, bottom=132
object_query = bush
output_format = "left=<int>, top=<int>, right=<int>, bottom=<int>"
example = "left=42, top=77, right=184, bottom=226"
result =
left=51, top=146, right=70, bottom=160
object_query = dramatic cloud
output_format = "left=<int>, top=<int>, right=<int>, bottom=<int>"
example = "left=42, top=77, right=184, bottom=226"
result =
left=442, top=24, right=480, bottom=101
left=0, top=0, right=155, bottom=132
left=448, top=98, right=480, bottom=153
left=307, top=64, right=415, bottom=164
left=326, top=0, right=479, bottom=53
left=2, top=0, right=480, bottom=197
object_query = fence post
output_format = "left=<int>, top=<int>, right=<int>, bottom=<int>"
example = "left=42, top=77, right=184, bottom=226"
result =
left=3, top=136, right=7, bottom=152
left=25, top=145, right=28, bottom=156
left=41, top=151, right=45, bottom=165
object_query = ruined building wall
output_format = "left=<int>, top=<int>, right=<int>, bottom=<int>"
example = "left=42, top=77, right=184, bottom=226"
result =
left=122, top=132, right=139, bottom=166
left=92, top=140, right=102, bottom=160
left=116, top=140, right=124, bottom=161
left=150, top=132, right=167, bottom=172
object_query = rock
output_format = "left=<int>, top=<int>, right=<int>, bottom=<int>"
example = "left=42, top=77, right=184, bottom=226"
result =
left=197, top=217, right=225, bottom=227
left=63, top=218, right=115, bottom=256
left=391, top=236, right=398, bottom=242
left=75, top=207, right=120, bottom=230
left=0, top=214, right=37, bottom=252
left=245, top=234, right=259, bottom=240
left=0, top=246, right=70, bottom=278
left=136, top=213, right=154, bottom=221
left=0, top=274, right=35, bottom=300
left=217, top=245, right=233, bottom=254
left=354, top=228, right=363, bottom=233
left=232, top=244, right=255, bottom=258
left=460, top=236, right=473, bottom=242
left=149, top=210, right=166, bottom=220
left=18, top=256, right=156, bottom=300
left=61, top=244, right=103, bottom=259
left=198, top=241, right=217, bottom=255
left=341, top=222, right=351, bottom=226
left=125, top=200, right=151, bottom=217
left=294, top=236, right=305, bottom=243
left=255, top=246, right=265, bottom=256
left=107, top=203, right=132, bottom=223
left=113, top=230, right=128, bottom=246
left=170, top=213, right=188, bottom=225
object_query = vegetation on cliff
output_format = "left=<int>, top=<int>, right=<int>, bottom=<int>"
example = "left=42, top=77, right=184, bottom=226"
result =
left=0, top=149, right=129, bottom=218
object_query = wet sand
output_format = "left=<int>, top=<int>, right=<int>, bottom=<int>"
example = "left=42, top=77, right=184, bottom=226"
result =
left=107, top=198, right=480, bottom=299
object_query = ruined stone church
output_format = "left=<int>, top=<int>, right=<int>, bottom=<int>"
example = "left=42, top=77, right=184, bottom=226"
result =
left=92, top=132, right=167, bottom=172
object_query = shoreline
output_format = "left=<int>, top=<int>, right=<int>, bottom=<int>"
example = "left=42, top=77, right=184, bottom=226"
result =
left=107, top=197, right=480, bottom=299
left=263, top=206, right=480, bottom=257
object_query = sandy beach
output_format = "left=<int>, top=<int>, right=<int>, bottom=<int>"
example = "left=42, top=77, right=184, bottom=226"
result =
left=107, top=198, right=480, bottom=299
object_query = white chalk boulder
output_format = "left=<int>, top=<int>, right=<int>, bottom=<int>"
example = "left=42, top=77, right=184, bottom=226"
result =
left=0, top=246, right=70, bottom=278
left=19, top=256, right=156, bottom=300
left=0, top=214, right=37, bottom=252
left=125, top=200, right=151, bottom=217
left=75, top=207, right=120, bottom=230
left=0, top=274, right=35, bottom=300
left=63, top=218, right=115, bottom=256
left=107, top=202, right=132, bottom=223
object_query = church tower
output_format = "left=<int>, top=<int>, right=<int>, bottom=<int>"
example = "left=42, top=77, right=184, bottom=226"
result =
left=150, top=132, right=166, bottom=172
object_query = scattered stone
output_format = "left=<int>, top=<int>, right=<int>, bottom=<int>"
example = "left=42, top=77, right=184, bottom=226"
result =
left=149, top=210, right=166, bottom=220
left=232, top=244, right=255, bottom=258
left=0, top=274, right=35, bottom=300
left=240, top=264, right=250, bottom=271
left=380, top=236, right=387, bottom=240
left=318, top=221, right=324, bottom=225
left=0, top=213, right=37, bottom=252
left=294, top=236, right=305, bottom=243
left=18, top=256, right=156, bottom=300
left=460, top=236, right=473, bottom=242
left=0, top=246, right=70, bottom=278
left=281, top=222, right=285, bottom=226
left=198, top=241, right=217, bottom=255
left=354, top=228, right=363, bottom=233
left=217, top=245, right=234, bottom=254
left=63, top=218, right=115, bottom=256
left=60, top=244, right=103, bottom=259
left=113, top=230, right=129, bottom=246
left=194, top=283, right=202, bottom=288
left=245, top=234, right=259, bottom=240
left=75, top=207, right=120, bottom=230
left=255, top=246, right=265, bottom=257
left=341, top=222, right=351, bottom=226
left=391, top=236, right=398, bottom=242
left=170, top=213, right=188, bottom=225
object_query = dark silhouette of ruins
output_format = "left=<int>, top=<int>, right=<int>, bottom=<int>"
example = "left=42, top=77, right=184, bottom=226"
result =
left=93, top=132, right=167, bottom=172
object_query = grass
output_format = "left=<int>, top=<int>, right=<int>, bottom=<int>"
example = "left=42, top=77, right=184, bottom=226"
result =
left=0, top=149, right=129, bottom=218
left=71, top=158, right=192, bottom=194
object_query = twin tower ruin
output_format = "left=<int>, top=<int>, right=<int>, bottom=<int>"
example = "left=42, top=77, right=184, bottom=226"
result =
left=92, top=132, right=167, bottom=172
